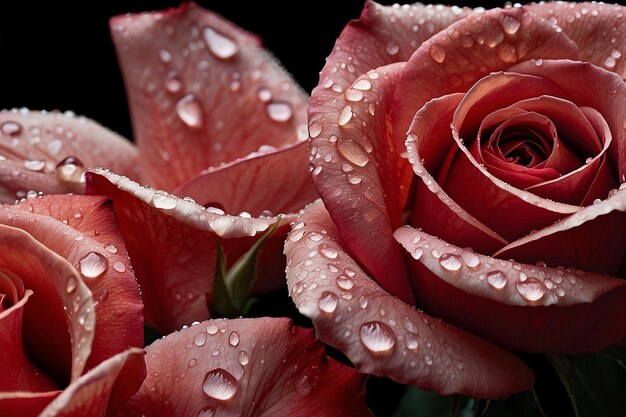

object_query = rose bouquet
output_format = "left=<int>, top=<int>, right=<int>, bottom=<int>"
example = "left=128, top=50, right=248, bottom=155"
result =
left=1, top=1, right=625, bottom=416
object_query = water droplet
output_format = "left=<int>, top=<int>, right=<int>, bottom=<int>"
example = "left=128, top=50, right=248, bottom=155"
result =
left=353, top=79, right=372, bottom=91
left=176, top=94, right=204, bottom=128
left=266, top=101, right=293, bottom=122
left=461, top=35, right=474, bottom=48
left=487, top=270, right=507, bottom=289
left=165, top=71, right=182, bottom=93
left=318, top=244, right=338, bottom=259
left=386, top=40, right=400, bottom=55
left=501, top=15, right=521, bottom=34
left=336, top=275, right=354, bottom=290
left=318, top=291, right=338, bottom=313
left=203, top=27, right=239, bottom=59
left=228, top=331, right=240, bottom=347
left=336, top=138, right=369, bottom=167
left=257, top=87, right=272, bottom=102
left=207, top=324, right=219, bottom=335
left=463, top=252, right=480, bottom=268
left=24, top=159, right=46, bottom=172
left=344, top=88, right=364, bottom=102
left=55, top=156, right=85, bottom=183
left=605, top=56, right=617, bottom=68
left=152, top=191, right=178, bottom=209
left=188, top=358, right=198, bottom=368
left=158, top=48, right=172, bottom=63
left=1, top=121, right=22, bottom=136
left=516, top=278, right=545, bottom=302
left=197, top=405, right=216, bottom=417
left=194, top=332, right=207, bottom=347
left=338, top=106, right=353, bottom=126
left=424, top=355, right=433, bottom=366
left=203, top=368, right=237, bottom=401
left=497, top=43, right=517, bottom=63
left=347, top=174, right=362, bottom=185
left=104, top=244, right=118, bottom=254
left=79, top=252, right=108, bottom=279
left=405, top=333, right=419, bottom=350
left=65, top=275, right=77, bottom=293
left=113, top=261, right=126, bottom=273
left=295, top=375, right=312, bottom=396
left=429, top=44, right=446, bottom=63
left=238, top=351, right=249, bottom=366
left=359, top=321, right=395, bottom=353
left=439, top=253, right=462, bottom=271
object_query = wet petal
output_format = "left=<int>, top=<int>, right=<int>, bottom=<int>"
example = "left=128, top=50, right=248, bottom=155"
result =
left=86, top=169, right=295, bottom=333
left=527, top=2, right=626, bottom=78
left=0, top=391, right=60, bottom=417
left=116, top=318, right=370, bottom=417
left=110, top=3, right=307, bottom=191
left=0, top=110, right=137, bottom=203
left=285, top=200, right=533, bottom=398
left=175, top=140, right=317, bottom=216
left=0, top=195, right=143, bottom=371
left=395, top=226, right=626, bottom=354
left=309, top=63, right=414, bottom=304
left=39, top=348, right=145, bottom=417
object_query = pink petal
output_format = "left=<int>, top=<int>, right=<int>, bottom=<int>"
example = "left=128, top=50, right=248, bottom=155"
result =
left=405, top=93, right=509, bottom=255
left=391, top=6, right=580, bottom=156
left=285, top=200, right=534, bottom=398
left=309, top=63, right=414, bottom=304
left=0, top=110, right=138, bottom=203
left=116, top=318, right=370, bottom=417
left=110, top=3, right=308, bottom=192
left=1, top=195, right=144, bottom=372
left=0, top=224, right=95, bottom=385
left=494, top=185, right=626, bottom=275
left=86, top=169, right=296, bottom=333
left=394, top=226, right=626, bottom=354
left=38, top=348, right=145, bottom=417
left=175, top=140, right=317, bottom=216
left=527, top=2, right=626, bottom=78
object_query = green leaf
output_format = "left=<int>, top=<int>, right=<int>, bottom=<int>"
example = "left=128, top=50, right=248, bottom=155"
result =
left=209, top=241, right=239, bottom=318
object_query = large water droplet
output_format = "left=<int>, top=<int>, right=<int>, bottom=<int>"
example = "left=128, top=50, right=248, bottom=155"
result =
left=238, top=351, right=250, bottom=366
left=55, top=156, right=85, bottom=183
left=359, top=321, right=395, bottom=353
left=197, top=405, right=216, bottom=417
left=439, top=253, right=462, bottom=271
left=176, top=94, right=204, bottom=128
left=65, top=275, right=78, bottom=294
left=516, top=278, right=545, bottom=302
left=353, top=79, right=372, bottom=91
left=23, top=159, right=46, bottom=172
left=318, top=291, right=338, bottom=313
left=463, top=252, right=481, bottom=268
left=203, top=368, right=238, bottom=401
left=266, top=101, right=293, bottom=122
left=336, top=275, right=354, bottom=290
left=386, top=40, right=400, bottom=55
left=228, top=331, right=240, bottom=347
left=207, top=324, right=219, bottom=335
left=79, top=252, right=108, bottom=279
left=1, top=121, right=22, bottom=136
left=336, top=138, right=369, bottom=167
left=203, top=27, right=239, bottom=59
left=429, top=44, right=446, bottom=63
left=487, top=270, right=507, bottom=289
left=338, top=106, right=353, bottom=126
left=501, top=15, right=521, bottom=34
left=295, top=375, right=312, bottom=396
left=152, top=191, right=179, bottom=209
left=344, top=88, right=364, bottom=102
left=194, top=332, right=207, bottom=347
left=318, top=244, right=338, bottom=259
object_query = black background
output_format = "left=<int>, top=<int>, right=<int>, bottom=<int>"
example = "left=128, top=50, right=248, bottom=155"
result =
left=0, top=0, right=508, bottom=140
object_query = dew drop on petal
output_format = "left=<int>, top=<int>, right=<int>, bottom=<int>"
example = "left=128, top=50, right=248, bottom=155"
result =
left=487, top=270, right=507, bottom=289
left=113, top=261, right=126, bottom=273
left=79, top=252, right=108, bottom=279
left=266, top=101, right=293, bottom=122
left=336, top=275, right=354, bottom=290
left=202, top=368, right=237, bottom=401
left=176, top=94, right=204, bottom=128
left=501, top=15, right=521, bottom=34
left=429, top=44, right=446, bottom=63
left=338, top=106, right=353, bottom=126
left=152, top=191, right=178, bottom=209
left=203, top=27, right=239, bottom=59
left=1, top=121, right=22, bottom=136
left=360, top=321, right=395, bottom=353
left=516, top=278, right=545, bottom=302
left=295, top=375, right=312, bottom=396
left=318, top=244, right=338, bottom=259
left=336, top=138, right=369, bottom=167
left=405, top=333, right=419, bottom=350
left=439, top=253, right=462, bottom=271
left=194, top=332, right=207, bottom=347
left=65, top=275, right=77, bottom=294
left=463, top=252, right=481, bottom=268
left=386, top=40, right=400, bottom=55
left=228, top=331, right=240, bottom=347
left=318, top=291, right=338, bottom=313
left=24, top=159, right=46, bottom=172
left=197, top=405, right=216, bottom=417
left=238, top=351, right=249, bottom=366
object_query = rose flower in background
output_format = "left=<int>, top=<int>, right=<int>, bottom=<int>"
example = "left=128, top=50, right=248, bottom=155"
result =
left=287, top=0, right=626, bottom=402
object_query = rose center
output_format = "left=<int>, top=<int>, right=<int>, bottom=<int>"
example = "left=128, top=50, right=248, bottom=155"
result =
left=0, top=268, right=26, bottom=312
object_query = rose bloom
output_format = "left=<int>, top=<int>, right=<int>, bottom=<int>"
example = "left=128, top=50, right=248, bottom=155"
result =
left=286, top=1, right=626, bottom=398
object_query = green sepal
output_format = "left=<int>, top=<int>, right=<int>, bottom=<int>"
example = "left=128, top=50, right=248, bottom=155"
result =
left=209, top=240, right=240, bottom=318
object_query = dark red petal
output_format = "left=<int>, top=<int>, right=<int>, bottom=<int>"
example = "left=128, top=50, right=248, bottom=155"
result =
left=0, top=391, right=60, bottom=417
left=117, top=318, right=370, bottom=417
left=285, top=200, right=534, bottom=398
left=0, top=224, right=95, bottom=385
left=110, top=3, right=307, bottom=192
left=395, top=226, right=626, bottom=354
left=38, top=348, right=145, bottom=417
left=1, top=195, right=143, bottom=372
left=405, top=93, right=509, bottom=254
left=0, top=110, right=138, bottom=203
left=527, top=2, right=626, bottom=78
left=494, top=185, right=626, bottom=275
left=392, top=6, right=580, bottom=156
left=86, top=169, right=296, bottom=333
left=175, top=140, right=317, bottom=216
left=309, top=63, right=414, bottom=304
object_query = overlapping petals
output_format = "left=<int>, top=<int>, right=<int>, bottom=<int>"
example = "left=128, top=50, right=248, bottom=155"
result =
left=117, top=317, right=370, bottom=417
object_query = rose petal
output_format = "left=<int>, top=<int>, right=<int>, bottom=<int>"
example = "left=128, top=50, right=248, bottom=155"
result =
left=309, top=63, right=415, bottom=304
left=391, top=6, right=580, bottom=158
left=38, top=348, right=145, bottom=417
left=0, top=224, right=94, bottom=385
left=494, top=185, right=626, bottom=275
left=86, top=169, right=296, bottom=333
left=1, top=195, right=143, bottom=372
left=0, top=110, right=138, bottom=203
left=395, top=226, right=626, bottom=354
left=285, top=200, right=534, bottom=398
left=116, top=318, right=370, bottom=416
left=175, top=140, right=317, bottom=216
left=527, top=2, right=626, bottom=78
left=0, top=391, right=60, bottom=417
left=110, top=3, right=308, bottom=191
left=405, top=93, right=509, bottom=255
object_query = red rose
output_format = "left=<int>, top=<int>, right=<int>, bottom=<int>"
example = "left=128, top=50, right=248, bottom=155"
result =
left=286, top=1, right=626, bottom=398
